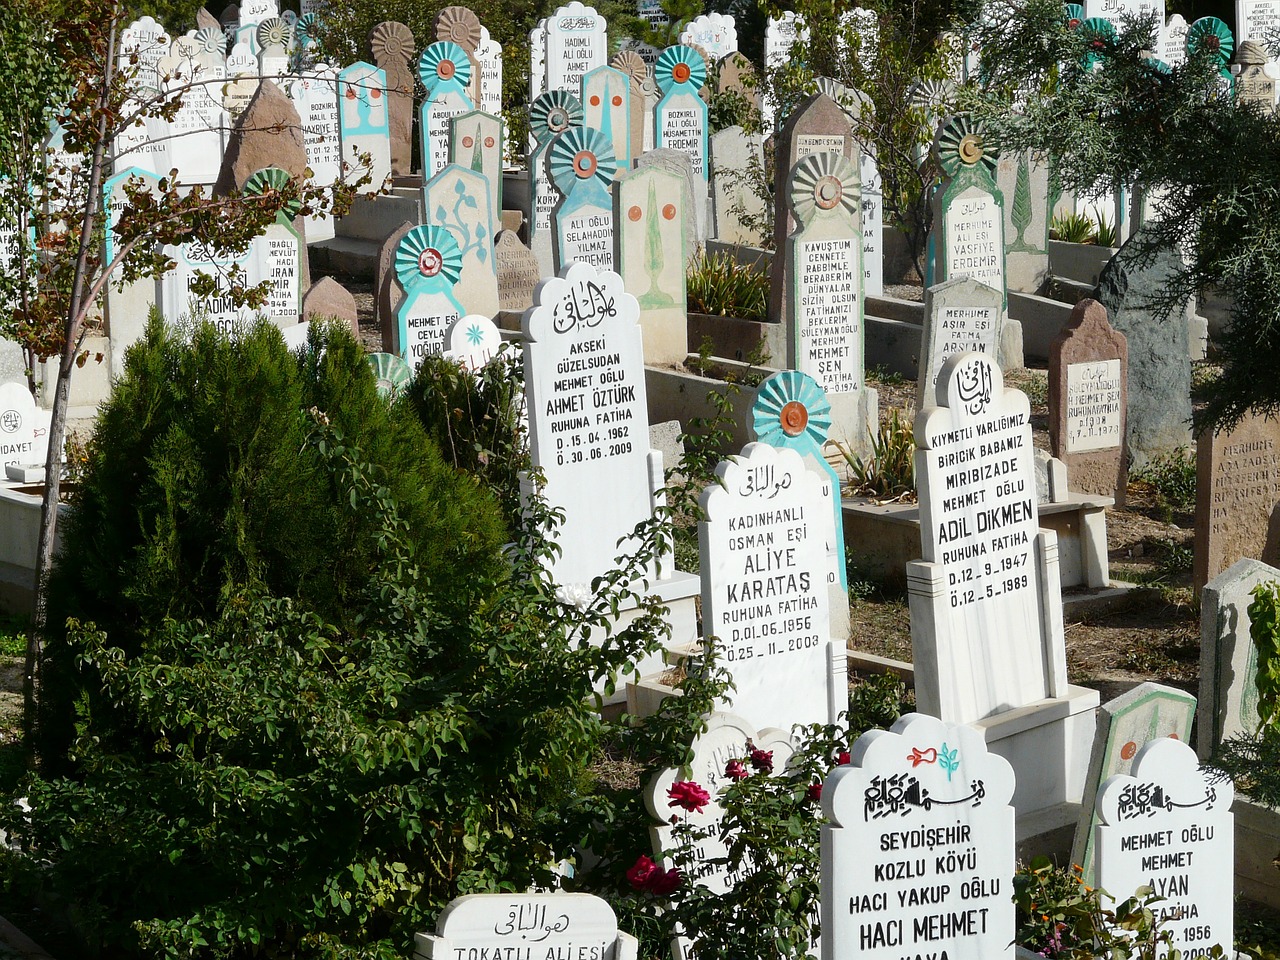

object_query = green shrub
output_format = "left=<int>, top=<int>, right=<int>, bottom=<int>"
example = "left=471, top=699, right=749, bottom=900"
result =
left=1051, top=210, right=1099, bottom=244
left=1131, top=447, right=1197, bottom=518
left=38, top=317, right=507, bottom=765
left=841, top=408, right=917, bottom=501
left=686, top=253, right=770, bottom=322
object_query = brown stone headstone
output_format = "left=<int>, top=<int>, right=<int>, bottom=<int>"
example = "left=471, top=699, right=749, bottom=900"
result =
left=376, top=221, right=415, bottom=351
left=368, top=22, right=417, bottom=176
left=197, top=6, right=221, bottom=31
left=220, top=4, right=239, bottom=28
left=1194, top=410, right=1280, bottom=588
left=716, top=52, right=758, bottom=111
left=1048, top=299, right=1129, bottom=504
left=610, top=50, right=650, bottom=161
left=214, top=80, right=307, bottom=195
left=435, top=6, right=483, bottom=109
left=303, top=276, right=359, bottom=337
left=768, top=92, right=857, bottom=327
left=494, top=230, right=542, bottom=313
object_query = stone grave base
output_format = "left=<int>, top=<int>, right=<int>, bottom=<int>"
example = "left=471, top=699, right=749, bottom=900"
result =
left=972, top=683, right=1099, bottom=817
left=312, top=189, right=422, bottom=278
left=591, top=569, right=700, bottom=711
left=1233, top=797, right=1280, bottom=912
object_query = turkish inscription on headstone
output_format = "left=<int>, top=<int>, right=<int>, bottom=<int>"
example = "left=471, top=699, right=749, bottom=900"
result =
left=917, top=277, right=1003, bottom=409
left=414, top=893, right=638, bottom=959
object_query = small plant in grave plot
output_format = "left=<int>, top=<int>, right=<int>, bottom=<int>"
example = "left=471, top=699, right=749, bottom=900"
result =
left=840, top=407, right=916, bottom=501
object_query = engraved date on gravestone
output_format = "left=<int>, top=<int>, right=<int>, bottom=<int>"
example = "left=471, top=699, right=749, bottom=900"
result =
left=1065, top=359, right=1122, bottom=453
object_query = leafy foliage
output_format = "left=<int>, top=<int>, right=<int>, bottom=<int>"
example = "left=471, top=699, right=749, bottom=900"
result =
left=686, top=252, right=770, bottom=321
left=1130, top=447, right=1196, bottom=519
left=1050, top=210, right=1100, bottom=244
left=1251, top=581, right=1280, bottom=736
left=841, top=407, right=917, bottom=501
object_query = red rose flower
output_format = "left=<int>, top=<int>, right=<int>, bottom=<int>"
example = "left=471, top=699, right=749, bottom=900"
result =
left=626, top=854, right=659, bottom=891
left=807, top=781, right=823, bottom=802
left=646, top=867, right=682, bottom=896
left=668, top=780, right=711, bottom=813
left=725, top=759, right=749, bottom=780
left=837, top=750, right=851, bottom=765
left=749, top=747, right=774, bottom=773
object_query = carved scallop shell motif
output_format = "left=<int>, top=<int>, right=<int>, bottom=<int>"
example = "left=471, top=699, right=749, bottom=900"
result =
left=435, top=6, right=481, bottom=53
left=256, top=17, right=291, bottom=50
left=529, top=90, right=583, bottom=144
left=395, top=224, right=463, bottom=288
left=547, top=127, right=617, bottom=195
left=243, top=166, right=301, bottom=221
left=194, top=26, right=227, bottom=56
left=418, top=40, right=472, bottom=93
left=934, top=114, right=997, bottom=179
left=789, top=151, right=860, bottom=224
left=610, top=49, right=649, bottom=85
left=369, top=21, right=415, bottom=66
left=752, top=370, right=832, bottom=450
left=653, top=44, right=706, bottom=95
left=367, top=353, right=413, bottom=399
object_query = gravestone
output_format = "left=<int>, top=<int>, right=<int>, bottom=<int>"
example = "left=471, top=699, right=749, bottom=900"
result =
left=119, top=16, right=170, bottom=92
left=476, top=26, right=503, bottom=117
left=917, top=277, right=1004, bottom=409
left=821, top=712, right=1016, bottom=960
left=861, top=153, right=884, bottom=298
left=1238, top=0, right=1280, bottom=47
left=1199, top=557, right=1277, bottom=759
left=423, top=163, right=500, bottom=319
left=529, top=20, right=547, bottom=101
left=434, top=7, right=483, bottom=107
left=995, top=148, right=1049, bottom=294
left=376, top=221, right=415, bottom=349
left=449, top=110, right=504, bottom=230
left=1194, top=409, right=1280, bottom=587
left=698, top=441, right=839, bottom=733
left=418, top=41, right=475, bottom=180
left=1071, top=682, right=1197, bottom=885
left=644, top=713, right=793, bottom=896
left=931, top=115, right=1006, bottom=309
left=609, top=50, right=650, bottom=162
left=444, top=314, right=504, bottom=370
left=634, top=149, right=703, bottom=256
left=1092, top=231, right=1192, bottom=468
left=1049, top=298, right=1128, bottom=503
left=288, top=67, right=341, bottom=243
left=679, top=13, right=737, bottom=59
left=1160, top=13, right=1189, bottom=66
left=709, top=126, right=767, bottom=247
left=255, top=18, right=291, bottom=77
left=225, top=39, right=257, bottom=77
left=0, top=383, right=50, bottom=474
left=528, top=90, right=583, bottom=277
left=113, top=99, right=171, bottom=177
left=494, top=230, right=541, bottom=313
left=1235, top=41, right=1277, bottom=110
left=244, top=167, right=303, bottom=327
left=164, top=60, right=228, bottom=187
left=613, top=165, right=687, bottom=366
left=1095, top=738, right=1234, bottom=958
left=910, top=353, right=1060, bottom=722
left=336, top=62, right=393, bottom=193
left=783, top=152, right=863, bottom=392
left=214, top=79, right=307, bottom=195
left=763, top=13, right=806, bottom=131
left=653, top=46, right=708, bottom=184
left=367, top=21, right=417, bottom=175
left=545, top=3, right=608, bottom=96
left=301, top=276, right=357, bottom=335
left=413, top=893, right=638, bottom=959
left=582, top=65, right=633, bottom=169
left=548, top=127, right=617, bottom=273
left=521, top=261, right=660, bottom=589
left=102, top=167, right=163, bottom=371
left=160, top=238, right=257, bottom=332
left=394, top=224, right=466, bottom=368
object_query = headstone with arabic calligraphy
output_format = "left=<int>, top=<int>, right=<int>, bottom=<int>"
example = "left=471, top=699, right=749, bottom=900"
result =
left=0, top=382, right=51, bottom=474
left=1095, top=737, right=1234, bottom=958
left=820, top=712, right=1016, bottom=960
left=413, top=892, right=639, bottom=960
left=909, top=352, right=1064, bottom=723
left=698, top=442, right=835, bottom=734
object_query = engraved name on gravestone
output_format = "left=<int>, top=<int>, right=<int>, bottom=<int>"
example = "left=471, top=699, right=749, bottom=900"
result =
left=699, top=442, right=835, bottom=734
left=1194, top=410, right=1280, bottom=588
left=910, top=352, right=1062, bottom=722
left=495, top=231, right=542, bottom=313
left=1095, top=738, right=1234, bottom=959
left=245, top=168, right=303, bottom=325
left=522, top=262, right=657, bottom=589
left=918, top=277, right=1003, bottom=409
left=394, top=225, right=466, bottom=368
left=549, top=127, right=617, bottom=273
left=1071, top=682, right=1197, bottom=885
left=1238, top=0, right=1280, bottom=45
left=653, top=45, right=708, bottom=184
left=821, top=713, right=1016, bottom=960
left=413, top=893, right=638, bottom=960
left=1198, top=557, right=1276, bottom=759
left=546, top=3, right=608, bottom=96
left=160, top=239, right=258, bottom=333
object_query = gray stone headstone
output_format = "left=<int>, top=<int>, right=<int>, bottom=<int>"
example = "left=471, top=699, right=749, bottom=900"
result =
left=917, top=276, right=1004, bottom=408
left=1070, top=681, right=1197, bottom=884
left=634, top=148, right=703, bottom=256
left=494, top=230, right=541, bottom=313
left=995, top=149, right=1049, bottom=294
left=1092, top=231, right=1192, bottom=468
left=709, top=125, right=767, bottom=247
left=1199, top=557, right=1279, bottom=759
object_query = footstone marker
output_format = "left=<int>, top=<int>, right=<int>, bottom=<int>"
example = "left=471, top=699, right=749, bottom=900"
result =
left=1095, top=738, right=1233, bottom=959
left=653, top=45, right=708, bottom=184
left=394, top=224, right=466, bottom=368
left=521, top=261, right=659, bottom=589
left=1071, top=682, right=1197, bottom=885
left=444, top=314, right=504, bottom=370
left=1092, top=230, right=1192, bottom=468
left=423, top=163, right=499, bottom=319
left=909, top=352, right=1064, bottom=722
left=1235, top=41, right=1277, bottom=110
left=337, top=61, right=392, bottom=193
left=1049, top=298, right=1128, bottom=503
left=1194, top=409, right=1280, bottom=588
left=917, top=277, right=1004, bottom=409
left=549, top=127, right=617, bottom=274
left=931, top=115, right=1006, bottom=309
left=302, top=276, right=357, bottom=335
left=821, top=712, right=1016, bottom=960
left=698, top=442, right=837, bottom=733
left=1199, top=557, right=1277, bottom=759
left=413, top=893, right=638, bottom=959
left=495, top=230, right=541, bottom=312
left=613, top=165, right=687, bottom=366
left=418, top=41, right=475, bottom=180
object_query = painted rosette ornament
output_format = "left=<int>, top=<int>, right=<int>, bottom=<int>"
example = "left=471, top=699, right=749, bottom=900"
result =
left=395, top=224, right=464, bottom=289
left=1186, top=16, right=1233, bottom=65
left=934, top=113, right=997, bottom=179
left=1062, top=3, right=1084, bottom=29
left=243, top=166, right=302, bottom=221
left=529, top=90, right=583, bottom=145
left=257, top=17, right=291, bottom=50
left=418, top=40, right=472, bottom=94
left=367, top=352, right=412, bottom=399
left=752, top=371, right=832, bottom=452
left=547, top=126, right=617, bottom=195
left=194, top=25, right=227, bottom=55
left=789, top=151, right=860, bottom=222
left=653, top=44, right=706, bottom=95
left=1078, top=17, right=1116, bottom=69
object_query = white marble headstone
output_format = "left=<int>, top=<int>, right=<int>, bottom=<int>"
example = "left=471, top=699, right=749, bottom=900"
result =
left=444, top=315, right=504, bottom=370
left=415, top=893, right=638, bottom=959
left=545, top=3, right=608, bottom=96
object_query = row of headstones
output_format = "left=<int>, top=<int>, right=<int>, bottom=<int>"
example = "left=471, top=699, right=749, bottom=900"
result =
left=406, top=708, right=1234, bottom=960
